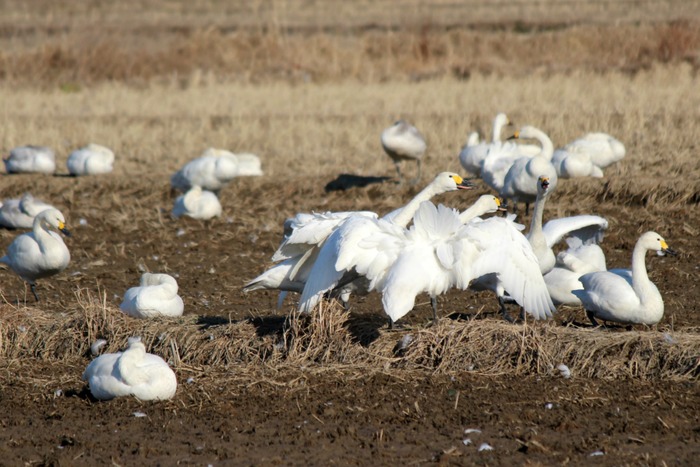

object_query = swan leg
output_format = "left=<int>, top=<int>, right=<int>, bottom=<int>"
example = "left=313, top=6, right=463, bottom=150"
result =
left=498, top=296, right=515, bottom=323
left=30, top=283, right=40, bottom=302
left=394, top=161, right=403, bottom=182
left=518, top=306, right=526, bottom=322
left=586, top=310, right=600, bottom=327
left=409, top=159, right=422, bottom=185
left=525, top=202, right=530, bottom=216
left=429, top=296, right=439, bottom=326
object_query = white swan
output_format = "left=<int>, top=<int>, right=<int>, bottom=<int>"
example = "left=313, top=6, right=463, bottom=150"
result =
left=0, top=193, right=56, bottom=229
left=472, top=177, right=608, bottom=320
left=120, top=273, right=184, bottom=318
left=170, top=148, right=263, bottom=193
left=573, top=232, right=676, bottom=326
left=296, top=173, right=474, bottom=312
left=381, top=120, right=427, bottom=184
left=458, top=113, right=541, bottom=178
left=66, top=143, right=115, bottom=176
left=172, top=185, right=222, bottom=220
left=501, top=126, right=558, bottom=214
left=0, top=208, right=70, bottom=301
left=82, top=336, right=177, bottom=401
left=561, top=132, right=626, bottom=169
left=379, top=201, right=554, bottom=325
left=543, top=236, right=607, bottom=306
left=3, top=145, right=56, bottom=174
left=550, top=146, right=604, bottom=179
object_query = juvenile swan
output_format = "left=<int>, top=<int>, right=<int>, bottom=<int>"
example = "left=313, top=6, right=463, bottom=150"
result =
left=82, top=336, right=177, bottom=401
left=120, top=273, right=184, bottom=318
left=573, top=231, right=676, bottom=326
left=0, top=208, right=71, bottom=301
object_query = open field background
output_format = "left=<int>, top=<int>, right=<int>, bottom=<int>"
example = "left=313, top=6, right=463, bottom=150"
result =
left=1, top=1, right=700, bottom=465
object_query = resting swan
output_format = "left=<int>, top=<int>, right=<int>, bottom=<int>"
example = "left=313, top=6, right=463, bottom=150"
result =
left=3, top=145, right=56, bottom=174
left=0, top=193, right=56, bottom=229
left=381, top=120, right=427, bottom=184
left=120, top=273, right=184, bottom=318
left=171, top=148, right=263, bottom=193
left=543, top=236, right=607, bottom=306
left=66, top=143, right=115, bottom=176
left=172, top=185, right=222, bottom=220
left=573, top=231, right=676, bottom=326
left=82, top=336, right=177, bottom=401
left=561, top=132, right=626, bottom=169
left=0, top=208, right=70, bottom=301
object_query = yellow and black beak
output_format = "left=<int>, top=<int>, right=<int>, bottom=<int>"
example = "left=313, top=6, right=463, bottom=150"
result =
left=507, top=131, right=520, bottom=141
left=496, top=197, right=508, bottom=212
left=58, top=221, right=71, bottom=237
left=660, top=240, right=677, bottom=256
left=454, top=176, right=475, bottom=190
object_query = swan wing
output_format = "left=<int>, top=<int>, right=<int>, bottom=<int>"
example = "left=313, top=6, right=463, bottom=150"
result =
left=542, top=215, right=608, bottom=249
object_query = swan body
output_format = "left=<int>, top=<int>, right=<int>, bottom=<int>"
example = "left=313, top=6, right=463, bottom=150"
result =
left=172, top=185, right=222, bottom=220
left=3, top=145, right=56, bottom=174
left=562, top=133, right=626, bottom=169
left=573, top=232, right=675, bottom=326
left=120, top=273, right=184, bottom=318
left=551, top=148, right=604, bottom=179
left=0, top=193, right=56, bottom=229
left=380, top=201, right=554, bottom=324
left=171, top=148, right=263, bottom=193
left=0, top=208, right=70, bottom=301
left=501, top=126, right=558, bottom=211
left=381, top=120, right=427, bottom=183
left=544, top=237, right=608, bottom=306
left=66, top=143, right=115, bottom=175
left=82, top=337, right=177, bottom=401
left=298, top=172, right=473, bottom=312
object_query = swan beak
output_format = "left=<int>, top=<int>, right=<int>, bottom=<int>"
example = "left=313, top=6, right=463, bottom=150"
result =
left=660, top=240, right=677, bottom=256
left=454, top=176, right=475, bottom=190
left=496, top=198, right=508, bottom=211
left=540, top=177, right=550, bottom=189
left=58, top=221, right=71, bottom=237
left=507, top=131, right=520, bottom=140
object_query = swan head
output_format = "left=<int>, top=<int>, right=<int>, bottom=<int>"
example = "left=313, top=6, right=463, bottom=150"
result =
left=476, top=195, right=506, bottom=214
left=537, top=176, right=551, bottom=194
left=494, top=113, right=510, bottom=128
left=641, top=232, right=678, bottom=257
left=432, top=172, right=474, bottom=192
left=508, top=125, right=541, bottom=141
left=36, top=208, right=71, bottom=237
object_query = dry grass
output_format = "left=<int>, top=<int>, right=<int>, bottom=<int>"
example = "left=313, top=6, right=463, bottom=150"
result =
left=1, top=290, right=698, bottom=381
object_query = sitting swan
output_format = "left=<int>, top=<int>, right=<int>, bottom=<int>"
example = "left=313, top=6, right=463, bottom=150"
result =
left=561, top=132, right=626, bottom=170
left=120, top=273, right=184, bottom=318
left=0, top=208, right=70, bottom=301
left=82, top=336, right=177, bottom=401
left=573, top=231, right=677, bottom=326
left=67, top=143, right=115, bottom=176
left=3, top=145, right=56, bottom=174
left=0, top=193, right=56, bottom=229
left=172, top=185, right=222, bottom=220
left=170, top=148, right=263, bottom=193
left=380, top=120, right=427, bottom=184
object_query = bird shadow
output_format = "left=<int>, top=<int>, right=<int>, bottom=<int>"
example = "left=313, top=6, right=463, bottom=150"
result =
left=324, top=173, right=394, bottom=192
left=343, top=312, right=385, bottom=347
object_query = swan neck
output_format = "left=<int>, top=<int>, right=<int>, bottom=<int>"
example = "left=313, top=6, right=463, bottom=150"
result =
left=458, top=203, right=486, bottom=223
left=391, top=184, right=441, bottom=227
left=631, top=242, right=653, bottom=300
left=492, top=119, right=505, bottom=143
left=532, top=128, right=554, bottom=160
left=529, top=191, right=547, bottom=238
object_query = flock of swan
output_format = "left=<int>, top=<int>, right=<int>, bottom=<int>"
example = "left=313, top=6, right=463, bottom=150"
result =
left=0, top=113, right=677, bottom=400
left=1, top=143, right=262, bottom=400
